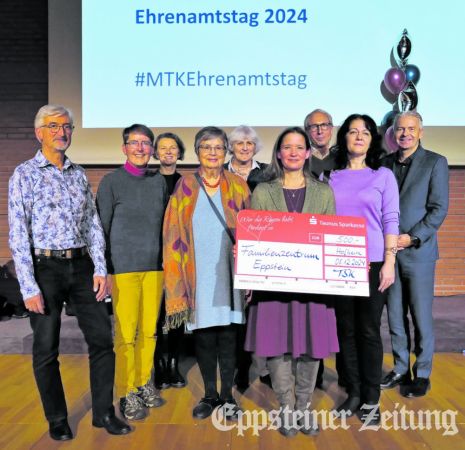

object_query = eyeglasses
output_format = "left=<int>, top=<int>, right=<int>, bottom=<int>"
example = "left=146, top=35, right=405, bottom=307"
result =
left=40, top=123, right=74, bottom=133
left=198, top=145, right=226, bottom=153
left=305, top=122, right=333, bottom=132
left=126, top=140, right=153, bottom=149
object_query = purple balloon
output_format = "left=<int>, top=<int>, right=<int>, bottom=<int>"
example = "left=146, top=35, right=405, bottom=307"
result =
left=384, top=126, right=398, bottom=153
left=384, top=68, right=407, bottom=95
left=405, top=64, right=421, bottom=84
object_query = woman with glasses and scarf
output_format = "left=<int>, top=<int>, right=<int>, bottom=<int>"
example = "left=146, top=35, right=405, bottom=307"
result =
left=163, top=126, right=250, bottom=421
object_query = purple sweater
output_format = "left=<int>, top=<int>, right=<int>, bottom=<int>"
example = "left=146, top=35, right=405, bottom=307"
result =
left=329, top=167, right=399, bottom=262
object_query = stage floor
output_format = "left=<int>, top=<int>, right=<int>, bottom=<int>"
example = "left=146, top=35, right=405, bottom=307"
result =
left=2, top=296, right=465, bottom=354
left=0, top=354, right=464, bottom=450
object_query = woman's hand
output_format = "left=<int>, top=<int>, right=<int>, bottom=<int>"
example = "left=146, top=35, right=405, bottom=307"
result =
left=378, top=261, right=395, bottom=293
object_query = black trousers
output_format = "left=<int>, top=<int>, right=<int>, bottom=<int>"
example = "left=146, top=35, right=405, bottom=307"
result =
left=193, top=325, right=237, bottom=400
left=30, top=254, right=115, bottom=422
left=235, top=314, right=252, bottom=383
left=155, top=295, right=184, bottom=360
left=335, top=262, right=387, bottom=404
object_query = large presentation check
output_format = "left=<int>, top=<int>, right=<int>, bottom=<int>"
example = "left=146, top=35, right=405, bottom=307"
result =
left=234, top=210, right=369, bottom=297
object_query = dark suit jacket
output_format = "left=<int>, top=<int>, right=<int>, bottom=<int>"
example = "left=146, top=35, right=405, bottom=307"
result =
left=383, top=146, right=449, bottom=262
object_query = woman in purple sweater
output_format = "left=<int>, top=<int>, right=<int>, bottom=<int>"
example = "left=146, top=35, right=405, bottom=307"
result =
left=328, top=114, right=399, bottom=425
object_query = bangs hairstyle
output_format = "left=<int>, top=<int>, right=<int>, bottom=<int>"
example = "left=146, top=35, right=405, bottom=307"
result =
left=122, top=124, right=154, bottom=144
left=194, top=126, right=228, bottom=155
left=228, top=125, right=263, bottom=154
left=154, top=132, right=186, bottom=160
left=334, top=114, right=385, bottom=170
left=265, top=126, right=312, bottom=181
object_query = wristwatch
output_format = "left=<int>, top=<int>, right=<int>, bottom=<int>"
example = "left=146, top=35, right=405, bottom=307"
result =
left=410, top=235, right=421, bottom=248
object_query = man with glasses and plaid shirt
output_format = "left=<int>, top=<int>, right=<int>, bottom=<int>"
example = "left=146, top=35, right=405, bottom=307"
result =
left=8, top=104, right=130, bottom=440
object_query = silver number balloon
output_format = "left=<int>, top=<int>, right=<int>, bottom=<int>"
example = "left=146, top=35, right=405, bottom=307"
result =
left=397, top=81, right=418, bottom=111
left=395, top=29, right=412, bottom=68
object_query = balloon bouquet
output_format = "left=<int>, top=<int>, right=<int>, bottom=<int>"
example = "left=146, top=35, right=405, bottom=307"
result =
left=381, top=29, right=421, bottom=152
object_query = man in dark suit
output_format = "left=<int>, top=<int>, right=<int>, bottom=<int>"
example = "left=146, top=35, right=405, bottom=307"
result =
left=381, top=111, right=449, bottom=397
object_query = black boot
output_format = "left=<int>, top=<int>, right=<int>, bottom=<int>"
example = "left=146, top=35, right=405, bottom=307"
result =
left=234, top=368, right=249, bottom=392
left=315, top=359, right=324, bottom=389
left=154, top=357, right=170, bottom=390
left=168, top=357, right=186, bottom=388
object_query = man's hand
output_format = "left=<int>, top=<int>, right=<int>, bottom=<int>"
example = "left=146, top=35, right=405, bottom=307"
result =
left=397, top=233, right=413, bottom=250
left=93, top=275, right=107, bottom=302
left=24, top=293, right=45, bottom=314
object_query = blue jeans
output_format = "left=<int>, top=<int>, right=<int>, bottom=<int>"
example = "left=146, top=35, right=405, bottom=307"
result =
left=30, top=254, right=115, bottom=422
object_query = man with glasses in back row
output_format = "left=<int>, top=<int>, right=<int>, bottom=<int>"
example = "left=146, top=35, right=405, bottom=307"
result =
left=8, top=104, right=130, bottom=440
left=304, top=108, right=336, bottom=179
left=96, top=124, right=168, bottom=421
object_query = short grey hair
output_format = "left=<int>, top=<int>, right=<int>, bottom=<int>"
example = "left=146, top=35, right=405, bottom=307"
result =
left=34, top=104, right=74, bottom=128
left=228, top=125, right=263, bottom=154
left=393, top=111, right=423, bottom=130
left=304, top=108, right=333, bottom=128
left=194, top=126, right=228, bottom=156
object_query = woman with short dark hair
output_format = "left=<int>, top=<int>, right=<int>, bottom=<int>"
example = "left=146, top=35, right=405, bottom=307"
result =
left=153, top=132, right=186, bottom=390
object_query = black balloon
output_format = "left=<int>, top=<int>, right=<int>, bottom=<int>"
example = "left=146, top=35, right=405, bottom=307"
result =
left=397, top=81, right=418, bottom=111
left=381, top=110, right=397, bottom=129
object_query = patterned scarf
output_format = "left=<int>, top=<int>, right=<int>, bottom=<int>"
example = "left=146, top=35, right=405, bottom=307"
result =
left=163, top=170, right=250, bottom=329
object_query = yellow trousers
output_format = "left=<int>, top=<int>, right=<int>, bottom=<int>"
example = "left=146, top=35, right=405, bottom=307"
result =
left=112, top=271, right=163, bottom=397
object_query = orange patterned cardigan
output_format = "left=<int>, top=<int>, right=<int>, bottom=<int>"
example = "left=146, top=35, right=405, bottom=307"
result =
left=163, top=170, right=251, bottom=329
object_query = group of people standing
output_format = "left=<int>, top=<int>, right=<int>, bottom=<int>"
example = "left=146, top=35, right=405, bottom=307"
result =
left=7, top=104, right=448, bottom=441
